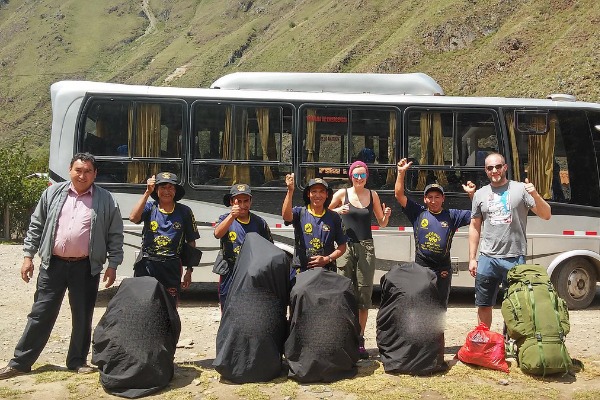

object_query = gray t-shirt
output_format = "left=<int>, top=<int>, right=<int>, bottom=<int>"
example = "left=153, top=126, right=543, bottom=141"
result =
left=471, top=180, right=535, bottom=258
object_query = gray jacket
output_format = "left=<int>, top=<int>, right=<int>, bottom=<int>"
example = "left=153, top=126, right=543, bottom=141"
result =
left=23, top=181, right=124, bottom=275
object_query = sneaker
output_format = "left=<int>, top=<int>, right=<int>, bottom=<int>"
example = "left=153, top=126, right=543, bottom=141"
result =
left=0, top=365, right=26, bottom=380
left=358, top=336, right=369, bottom=360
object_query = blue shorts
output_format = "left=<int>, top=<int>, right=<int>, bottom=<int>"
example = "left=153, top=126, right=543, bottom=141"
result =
left=474, top=255, right=525, bottom=307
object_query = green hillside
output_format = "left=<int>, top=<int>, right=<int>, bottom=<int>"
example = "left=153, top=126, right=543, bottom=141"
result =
left=1, top=0, right=599, bottom=151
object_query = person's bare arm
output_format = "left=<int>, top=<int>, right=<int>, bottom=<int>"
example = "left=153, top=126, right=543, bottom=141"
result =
left=372, top=191, right=391, bottom=227
left=129, top=175, right=155, bottom=223
left=394, top=158, right=412, bottom=208
left=525, top=178, right=551, bottom=220
left=468, top=217, right=482, bottom=278
left=282, top=173, right=295, bottom=222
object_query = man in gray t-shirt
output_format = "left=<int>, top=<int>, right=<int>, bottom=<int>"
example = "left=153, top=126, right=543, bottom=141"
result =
left=468, top=153, right=551, bottom=327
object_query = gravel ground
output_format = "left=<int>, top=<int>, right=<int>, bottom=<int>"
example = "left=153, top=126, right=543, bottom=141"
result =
left=0, top=243, right=599, bottom=399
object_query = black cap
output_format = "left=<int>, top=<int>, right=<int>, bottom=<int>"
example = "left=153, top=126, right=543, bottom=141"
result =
left=223, top=183, right=252, bottom=206
left=424, top=183, right=445, bottom=196
left=302, top=178, right=333, bottom=207
left=150, top=172, right=185, bottom=202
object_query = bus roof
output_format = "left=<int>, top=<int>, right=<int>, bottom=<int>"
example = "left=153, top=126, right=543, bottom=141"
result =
left=210, top=72, right=445, bottom=96
left=50, top=79, right=600, bottom=111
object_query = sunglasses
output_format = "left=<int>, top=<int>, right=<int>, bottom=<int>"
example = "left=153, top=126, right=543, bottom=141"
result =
left=485, top=164, right=504, bottom=172
left=352, top=172, right=367, bottom=179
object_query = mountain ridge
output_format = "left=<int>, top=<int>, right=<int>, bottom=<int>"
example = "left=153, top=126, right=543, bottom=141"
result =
left=0, top=0, right=598, bottom=151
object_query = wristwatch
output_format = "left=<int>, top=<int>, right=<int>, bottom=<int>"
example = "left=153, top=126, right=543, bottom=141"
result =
left=327, top=255, right=333, bottom=263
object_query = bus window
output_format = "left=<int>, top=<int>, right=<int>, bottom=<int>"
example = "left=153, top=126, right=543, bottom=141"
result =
left=299, top=107, right=349, bottom=186
left=405, top=109, right=497, bottom=193
left=351, top=109, right=398, bottom=190
left=506, top=109, right=600, bottom=206
left=191, top=103, right=293, bottom=187
left=80, top=99, right=184, bottom=184
left=299, top=106, right=398, bottom=189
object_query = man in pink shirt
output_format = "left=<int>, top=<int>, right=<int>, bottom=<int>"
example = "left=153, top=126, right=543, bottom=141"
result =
left=0, top=153, right=124, bottom=379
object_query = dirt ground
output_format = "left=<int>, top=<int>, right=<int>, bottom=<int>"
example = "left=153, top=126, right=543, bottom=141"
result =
left=0, top=243, right=599, bottom=400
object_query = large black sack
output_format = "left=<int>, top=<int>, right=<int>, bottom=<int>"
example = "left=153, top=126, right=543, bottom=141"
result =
left=376, top=262, right=447, bottom=375
left=92, top=277, right=181, bottom=398
left=213, top=233, right=292, bottom=383
left=285, top=268, right=360, bottom=383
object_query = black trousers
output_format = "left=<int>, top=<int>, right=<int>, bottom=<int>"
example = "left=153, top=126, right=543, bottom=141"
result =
left=9, top=257, right=100, bottom=371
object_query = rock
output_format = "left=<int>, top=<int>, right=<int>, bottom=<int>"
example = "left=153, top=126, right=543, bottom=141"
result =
left=176, top=338, right=194, bottom=348
left=498, top=379, right=509, bottom=386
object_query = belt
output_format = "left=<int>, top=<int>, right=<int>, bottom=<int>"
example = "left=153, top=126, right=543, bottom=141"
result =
left=52, top=255, right=89, bottom=262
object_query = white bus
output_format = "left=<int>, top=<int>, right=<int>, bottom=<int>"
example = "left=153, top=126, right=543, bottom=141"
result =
left=48, top=72, right=600, bottom=309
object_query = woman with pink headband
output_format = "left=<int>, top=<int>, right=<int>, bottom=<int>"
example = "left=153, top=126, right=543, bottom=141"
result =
left=329, top=160, right=392, bottom=359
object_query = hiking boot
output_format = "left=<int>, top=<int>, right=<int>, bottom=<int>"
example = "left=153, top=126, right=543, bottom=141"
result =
left=0, top=365, right=26, bottom=380
left=358, top=336, right=369, bottom=360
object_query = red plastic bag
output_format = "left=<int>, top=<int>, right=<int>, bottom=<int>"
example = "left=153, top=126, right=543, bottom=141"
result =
left=456, top=323, right=509, bottom=373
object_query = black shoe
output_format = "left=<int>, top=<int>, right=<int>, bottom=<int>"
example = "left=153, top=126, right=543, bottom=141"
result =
left=0, top=365, right=26, bottom=380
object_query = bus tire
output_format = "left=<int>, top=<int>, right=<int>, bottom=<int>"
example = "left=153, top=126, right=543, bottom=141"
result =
left=553, top=258, right=597, bottom=310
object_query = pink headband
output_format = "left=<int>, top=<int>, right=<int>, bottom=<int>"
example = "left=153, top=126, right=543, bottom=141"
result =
left=348, top=161, right=369, bottom=179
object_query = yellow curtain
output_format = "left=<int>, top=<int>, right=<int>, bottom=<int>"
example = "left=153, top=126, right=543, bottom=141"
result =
left=527, top=115, right=556, bottom=199
left=232, top=110, right=250, bottom=184
left=432, top=113, right=448, bottom=186
left=305, top=109, right=316, bottom=182
left=506, top=112, right=521, bottom=181
left=386, top=111, right=397, bottom=184
left=127, top=104, right=161, bottom=183
left=96, top=118, right=107, bottom=138
left=219, top=107, right=232, bottom=181
left=417, top=113, right=431, bottom=190
left=257, top=108, right=274, bottom=181
left=417, top=112, right=447, bottom=190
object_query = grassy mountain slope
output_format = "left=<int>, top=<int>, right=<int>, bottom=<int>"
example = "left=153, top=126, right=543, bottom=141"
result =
left=0, top=0, right=598, bottom=150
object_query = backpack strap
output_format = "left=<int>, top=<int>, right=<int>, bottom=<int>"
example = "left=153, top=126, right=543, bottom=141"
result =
left=526, top=280, right=549, bottom=376
left=548, top=283, right=571, bottom=374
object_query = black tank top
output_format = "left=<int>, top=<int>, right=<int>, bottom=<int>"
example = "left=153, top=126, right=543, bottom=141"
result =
left=341, top=189, right=374, bottom=242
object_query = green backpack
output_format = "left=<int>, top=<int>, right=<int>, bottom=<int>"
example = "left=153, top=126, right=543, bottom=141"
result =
left=501, top=264, right=572, bottom=376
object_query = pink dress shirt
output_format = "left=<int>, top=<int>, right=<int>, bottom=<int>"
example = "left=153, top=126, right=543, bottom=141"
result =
left=52, top=184, right=93, bottom=258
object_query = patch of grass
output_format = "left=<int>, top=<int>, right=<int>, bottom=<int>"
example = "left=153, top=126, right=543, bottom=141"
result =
left=0, top=386, right=33, bottom=398
left=573, top=390, right=600, bottom=400
left=162, top=389, right=194, bottom=400
left=32, top=367, right=72, bottom=384
left=234, top=383, right=270, bottom=400
left=278, top=379, right=299, bottom=398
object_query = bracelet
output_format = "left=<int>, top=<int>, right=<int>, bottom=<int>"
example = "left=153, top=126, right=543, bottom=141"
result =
left=327, top=255, right=333, bottom=263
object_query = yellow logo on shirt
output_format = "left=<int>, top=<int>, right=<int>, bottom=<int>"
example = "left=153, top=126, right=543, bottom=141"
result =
left=150, top=221, right=158, bottom=232
left=229, top=231, right=237, bottom=242
left=309, top=238, right=322, bottom=249
left=421, top=218, right=429, bottom=228
left=304, top=223, right=313, bottom=234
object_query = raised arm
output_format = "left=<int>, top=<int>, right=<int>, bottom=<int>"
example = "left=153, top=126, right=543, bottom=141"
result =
left=129, top=175, right=155, bottom=224
left=372, top=191, right=391, bottom=227
left=282, top=173, right=295, bottom=223
left=462, top=180, right=476, bottom=200
left=524, top=178, right=551, bottom=220
left=394, top=158, right=412, bottom=208
left=214, top=209, right=238, bottom=239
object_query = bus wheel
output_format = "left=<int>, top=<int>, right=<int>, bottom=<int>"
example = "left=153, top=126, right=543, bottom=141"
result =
left=553, top=258, right=597, bottom=310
